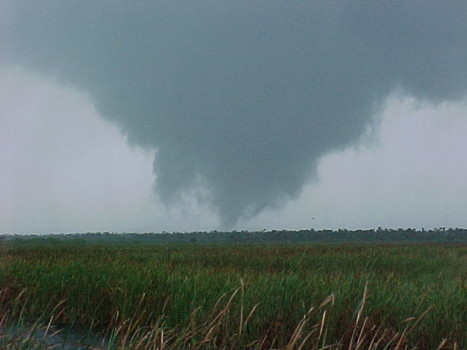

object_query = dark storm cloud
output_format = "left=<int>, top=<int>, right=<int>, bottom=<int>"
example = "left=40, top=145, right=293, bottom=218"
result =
left=5, top=1, right=467, bottom=227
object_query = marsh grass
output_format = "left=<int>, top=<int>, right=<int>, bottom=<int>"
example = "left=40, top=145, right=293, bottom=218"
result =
left=0, top=243, right=465, bottom=349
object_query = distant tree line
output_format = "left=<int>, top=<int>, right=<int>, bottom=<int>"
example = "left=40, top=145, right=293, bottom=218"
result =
left=1, top=227, right=466, bottom=244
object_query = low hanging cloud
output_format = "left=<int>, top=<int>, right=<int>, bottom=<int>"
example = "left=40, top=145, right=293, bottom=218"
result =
left=4, top=1, right=467, bottom=227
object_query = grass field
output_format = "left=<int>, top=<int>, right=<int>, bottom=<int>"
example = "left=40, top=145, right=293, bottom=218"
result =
left=0, top=242, right=465, bottom=349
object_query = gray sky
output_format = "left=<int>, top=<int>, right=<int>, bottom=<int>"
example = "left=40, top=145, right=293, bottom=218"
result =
left=1, top=1, right=467, bottom=233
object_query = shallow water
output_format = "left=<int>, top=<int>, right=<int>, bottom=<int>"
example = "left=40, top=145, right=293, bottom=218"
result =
left=1, top=326, right=112, bottom=349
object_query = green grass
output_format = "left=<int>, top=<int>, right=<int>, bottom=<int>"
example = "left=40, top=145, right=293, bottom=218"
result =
left=0, top=243, right=465, bottom=349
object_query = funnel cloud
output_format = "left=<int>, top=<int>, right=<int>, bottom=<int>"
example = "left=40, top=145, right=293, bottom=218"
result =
left=4, top=2, right=467, bottom=227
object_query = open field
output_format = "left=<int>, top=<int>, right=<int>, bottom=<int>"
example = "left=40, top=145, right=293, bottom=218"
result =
left=0, top=241, right=465, bottom=349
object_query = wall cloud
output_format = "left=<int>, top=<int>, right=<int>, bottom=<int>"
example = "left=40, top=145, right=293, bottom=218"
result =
left=4, top=1, right=467, bottom=227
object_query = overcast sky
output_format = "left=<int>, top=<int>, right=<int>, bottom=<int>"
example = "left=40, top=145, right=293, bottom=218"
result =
left=1, top=1, right=467, bottom=234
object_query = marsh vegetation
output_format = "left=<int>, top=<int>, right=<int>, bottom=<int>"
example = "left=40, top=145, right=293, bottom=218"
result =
left=0, top=242, right=465, bottom=349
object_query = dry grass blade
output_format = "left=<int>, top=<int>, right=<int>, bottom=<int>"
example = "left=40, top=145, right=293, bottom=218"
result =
left=355, top=316, right=369, bottom=349
left=319, top=293, right=335, bottom=309
left=285, top=316, right=307, bottom=350
left=349, top=282, right=368, bottom=350
left=242, top=303, right=260, bottom=334
left=436, top=338, right=448, bottom=349
left=318, top=310, right=327, bottom=344
left=238, top=278, right=245, bottom=338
